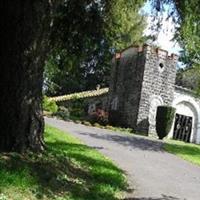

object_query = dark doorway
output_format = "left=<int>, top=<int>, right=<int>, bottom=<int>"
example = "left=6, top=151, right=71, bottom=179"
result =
left=173, top=113, right=193, bottom=143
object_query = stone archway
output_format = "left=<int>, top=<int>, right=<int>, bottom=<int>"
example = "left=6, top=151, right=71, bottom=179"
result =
left=169, top=96, right=200, bottom=144
left=148, top=95, right=164, bottom=134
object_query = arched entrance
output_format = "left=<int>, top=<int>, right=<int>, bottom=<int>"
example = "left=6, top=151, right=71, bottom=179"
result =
left=148, top=95, right=164, bottom=134
left=169, top=96, right=200, bottom=143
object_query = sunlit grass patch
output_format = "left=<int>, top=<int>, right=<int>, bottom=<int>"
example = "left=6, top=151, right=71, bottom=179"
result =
left=164, top=139, right=200, bottom=166
left=0, top=125, right=127, bottom=200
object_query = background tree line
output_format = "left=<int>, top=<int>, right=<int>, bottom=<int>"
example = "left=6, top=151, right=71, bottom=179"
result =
left=157, top=0, right=200, bottom=95
left=44, top=0, right=147, bottom=96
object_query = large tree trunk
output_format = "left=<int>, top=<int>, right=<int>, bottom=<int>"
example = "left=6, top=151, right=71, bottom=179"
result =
left=0, top=1, right=50, bottom=152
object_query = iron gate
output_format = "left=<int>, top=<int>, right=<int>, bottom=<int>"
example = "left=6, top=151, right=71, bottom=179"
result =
left=173, top=113, right=192, bottom=143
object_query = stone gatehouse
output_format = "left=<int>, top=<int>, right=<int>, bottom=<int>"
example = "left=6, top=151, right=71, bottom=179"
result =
left=108, top=44, right=200, bottom=144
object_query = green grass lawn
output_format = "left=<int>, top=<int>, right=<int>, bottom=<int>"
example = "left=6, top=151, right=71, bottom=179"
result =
left=164, top=139, right=200, bottom=166
left=0, top=126, right=127, bottom=200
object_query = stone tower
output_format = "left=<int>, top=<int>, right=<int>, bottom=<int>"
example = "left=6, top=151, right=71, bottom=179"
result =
left=108, top=44, right=178, bottom=135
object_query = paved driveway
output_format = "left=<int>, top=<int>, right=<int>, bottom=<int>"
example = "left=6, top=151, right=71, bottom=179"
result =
left=45, top=117, right=200, bottom=200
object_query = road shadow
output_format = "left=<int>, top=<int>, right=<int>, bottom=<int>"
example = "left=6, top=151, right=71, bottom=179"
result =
left=78, top=131, right=164, bottom=152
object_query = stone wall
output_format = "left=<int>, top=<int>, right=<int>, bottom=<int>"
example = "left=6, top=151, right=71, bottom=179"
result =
left=170, top=86, right=200, bottom=144
left=108, top=44, right=178, bottom=135
left=108, top=46, right=146, bottom=128
left=57, top=94, right=108, bottom=115
left=137, top=46, right=177, bottom=135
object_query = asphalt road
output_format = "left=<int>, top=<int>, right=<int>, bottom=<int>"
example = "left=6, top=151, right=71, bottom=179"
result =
left=45, top=117, right=200, bottom=200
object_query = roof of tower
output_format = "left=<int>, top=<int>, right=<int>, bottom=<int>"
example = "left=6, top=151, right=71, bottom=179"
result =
left=115, top=43, right=179, bottom=61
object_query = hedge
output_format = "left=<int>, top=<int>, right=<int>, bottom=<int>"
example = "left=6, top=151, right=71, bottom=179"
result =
left=156, top=106, right=176, bottom=140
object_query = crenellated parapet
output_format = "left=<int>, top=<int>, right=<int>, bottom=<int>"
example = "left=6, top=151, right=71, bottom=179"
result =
left=109, top=44, right=178, bottom=134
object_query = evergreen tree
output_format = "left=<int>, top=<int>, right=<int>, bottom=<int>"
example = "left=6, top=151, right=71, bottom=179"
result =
left=44, top=0, right=147, bottom=96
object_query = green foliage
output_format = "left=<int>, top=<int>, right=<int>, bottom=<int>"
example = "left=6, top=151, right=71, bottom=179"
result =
left=45, top=0, right=200, bottom=96
left=152, top=0, right=200, bottom=70
left=43, top=96, right=58, bottom=113
left=44, top=50, right=85, bottom=96
left=176, top=65, right=200, bottom=95
left=175, top=0, right=200, bottom=95
left=0, top=125, right=127, bottom=199
left=69, top=98, right=86, bottom=118
left=104, top=0, right=146, bottom=50
left=54, top=106, right=70, bottom=120
left=146, top=0, right=200, bottom=95
left=54, top=98, right=86, bottom=119
left=70, top=107, right=84, bottom=118
left=176, top=1, right=200, bottom=67
left=156, top=106, right=176, bottom=140
left=44, top=0, right=147, bottom=96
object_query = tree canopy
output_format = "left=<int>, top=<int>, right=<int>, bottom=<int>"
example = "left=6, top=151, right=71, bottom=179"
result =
left=44, top=0, right=147, bottom=96
left=149, top=0, right=200, bottom=94
left=151, top=0, right=200, bottom=65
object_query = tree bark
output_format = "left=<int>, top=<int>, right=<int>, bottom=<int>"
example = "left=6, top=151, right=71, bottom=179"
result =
left=0, top=1, right=50, bottom=152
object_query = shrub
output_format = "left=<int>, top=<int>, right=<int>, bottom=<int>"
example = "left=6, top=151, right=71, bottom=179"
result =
left=89, top=108, right=108, bottom=126
left=156, top=106, right=176, bottom=140
left=43, top=96, right=58, bottom=113
left=70, top=98, right=85, bottom=118
left=108, top=110, right=123, bottom=126
left=54, top=106, right=70, bottom=120
left=70, top=107, right=84, bottom=118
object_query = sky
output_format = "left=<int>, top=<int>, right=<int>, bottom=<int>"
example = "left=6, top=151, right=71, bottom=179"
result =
left=141, top=1, right=182, bottom=55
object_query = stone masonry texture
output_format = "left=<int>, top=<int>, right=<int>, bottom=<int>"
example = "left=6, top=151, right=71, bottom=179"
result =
left=108, top=44, right=178, bottom=135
